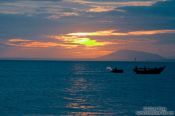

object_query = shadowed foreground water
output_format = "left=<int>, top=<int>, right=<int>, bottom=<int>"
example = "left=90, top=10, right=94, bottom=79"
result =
left=0, top=60, right=174, bottom=116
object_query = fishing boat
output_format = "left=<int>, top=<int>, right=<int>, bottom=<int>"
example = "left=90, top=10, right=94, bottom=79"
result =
left=133, top=66, right=166, bottom=74
left=106, top=67, right=124, bottom=73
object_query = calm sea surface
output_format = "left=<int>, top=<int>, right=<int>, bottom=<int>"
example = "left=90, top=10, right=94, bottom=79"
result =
left=0, top=60, right=174, bottom=116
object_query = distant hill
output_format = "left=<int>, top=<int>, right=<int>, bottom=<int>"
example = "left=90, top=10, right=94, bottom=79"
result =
left=97, top=49, right=165, bottom=61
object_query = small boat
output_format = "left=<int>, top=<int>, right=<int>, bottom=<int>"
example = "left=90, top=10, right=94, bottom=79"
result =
left=133, top=66, right=166, bottom=74
left=106, top=67, right=124, bottom=73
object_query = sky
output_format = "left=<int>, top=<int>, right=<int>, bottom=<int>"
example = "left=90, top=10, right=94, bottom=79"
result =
left=0, top=0, right=175, bottom=59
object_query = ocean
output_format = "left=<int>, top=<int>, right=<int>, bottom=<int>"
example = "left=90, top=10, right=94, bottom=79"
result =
left=0, top=60, right=174, bottom=116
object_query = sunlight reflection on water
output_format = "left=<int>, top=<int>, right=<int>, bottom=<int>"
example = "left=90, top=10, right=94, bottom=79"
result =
left=63, top=63, right=112, bottom=115
left=64, top=77, right=96, bottom=110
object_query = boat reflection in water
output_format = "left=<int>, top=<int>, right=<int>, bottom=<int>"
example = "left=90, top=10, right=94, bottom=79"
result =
left=133, top=66, right=166, bottom=74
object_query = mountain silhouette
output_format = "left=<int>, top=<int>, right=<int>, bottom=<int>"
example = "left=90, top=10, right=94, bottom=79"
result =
left=97, top=49, right=165, bottom=61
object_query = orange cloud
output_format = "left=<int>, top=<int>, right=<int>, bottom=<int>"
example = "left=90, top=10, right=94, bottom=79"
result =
left=7, top=29, right=174, bottom=49
left=47, top=29, right=175, bottom=48
left=67, top=0, right=163, bottom=13
left=87, top=1, right=158, bottom=12
left=128, top=30, right=175, bottom=35
left=7, top=39, right=58, bottom=47
left=71, top=0, right=160, bottom=6
left=88, top=6, right=116, bottom=12
left=48, top=35, right=112, bottom=47
left=65, top=29, right=175, bottom=36
left=6, top=38, right=78, bottom=48
left=6, top=37, right=110, bottom=48
left=66, top=30, right=126, bottom=36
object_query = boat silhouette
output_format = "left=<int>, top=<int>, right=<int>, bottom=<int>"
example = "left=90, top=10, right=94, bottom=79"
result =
left=133, top=66, right=166, bottom=74
left=107, top=67, right=124, bottom=73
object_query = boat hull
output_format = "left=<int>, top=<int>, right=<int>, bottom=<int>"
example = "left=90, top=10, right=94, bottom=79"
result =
left=133, top=66, right=165, bottom=74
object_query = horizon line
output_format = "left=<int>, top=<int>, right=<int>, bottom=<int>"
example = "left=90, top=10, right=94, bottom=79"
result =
left=0, top=58, right=175, bottom=62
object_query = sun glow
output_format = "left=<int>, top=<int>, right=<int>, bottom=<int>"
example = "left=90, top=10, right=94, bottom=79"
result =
left=49, top=34, right=110, bottom=47
left=73, top=38, right=104, bottom=46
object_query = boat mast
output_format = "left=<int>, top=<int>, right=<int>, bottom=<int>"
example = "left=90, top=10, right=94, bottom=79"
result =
left=134, top=57, right=137, bottom=62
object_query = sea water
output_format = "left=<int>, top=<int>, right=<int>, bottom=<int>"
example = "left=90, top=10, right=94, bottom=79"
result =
left=0, top=60, right=174, bottom=116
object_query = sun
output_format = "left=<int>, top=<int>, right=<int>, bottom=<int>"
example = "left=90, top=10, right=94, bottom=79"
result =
left=73, top=38, right=104, bottom=46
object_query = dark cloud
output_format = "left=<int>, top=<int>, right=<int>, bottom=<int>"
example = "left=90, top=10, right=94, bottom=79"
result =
left=94, top=0, right=175, bottom=31
left=122, top=0, right=175, bottom=17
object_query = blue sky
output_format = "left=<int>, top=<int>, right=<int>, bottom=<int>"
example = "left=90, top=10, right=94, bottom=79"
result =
left=0, top=0, right=175, bottom=59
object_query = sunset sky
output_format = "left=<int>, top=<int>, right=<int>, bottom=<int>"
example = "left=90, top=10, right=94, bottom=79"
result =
left=0, top=0, right=175, bottom=59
